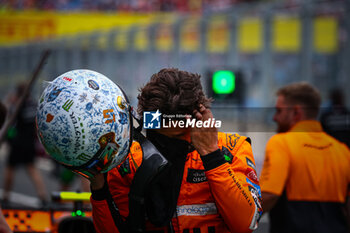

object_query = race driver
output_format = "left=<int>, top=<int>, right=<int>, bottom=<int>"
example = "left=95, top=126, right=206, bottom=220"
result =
left=89, top=68, right=262, bottom=233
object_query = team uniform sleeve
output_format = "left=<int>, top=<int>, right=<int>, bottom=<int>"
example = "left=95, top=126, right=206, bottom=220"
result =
left=91, top=198, right=121, bottom=233
left=202, top=136, right=262, bottom=233
left=91, top=143, right=143, bottom=233
left=90, top=173, right=126, bottom=233
left=90, top=168, right=132, bottom=233
left=259, top=134, right=290, bottom=196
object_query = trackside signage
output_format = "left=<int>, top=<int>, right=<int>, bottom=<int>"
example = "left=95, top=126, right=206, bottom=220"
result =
left=143, top=110, right=222, bottom=129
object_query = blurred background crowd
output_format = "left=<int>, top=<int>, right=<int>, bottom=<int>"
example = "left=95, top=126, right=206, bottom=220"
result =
left=2, top=0, right=272, bottom=12
left=0, top=0, right=349, bottom=232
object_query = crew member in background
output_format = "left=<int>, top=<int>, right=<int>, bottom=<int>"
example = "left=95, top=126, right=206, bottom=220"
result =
left=2, top=83, right=47, bottom=207
left=260, top=82, right=350, bottom=233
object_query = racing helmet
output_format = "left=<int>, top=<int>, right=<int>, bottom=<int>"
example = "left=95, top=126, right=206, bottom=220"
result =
left=36, top=69, right=132, bottom=178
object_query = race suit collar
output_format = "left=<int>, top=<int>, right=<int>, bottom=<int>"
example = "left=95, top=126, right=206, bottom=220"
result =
left=146, top=130, right=194, bottom=162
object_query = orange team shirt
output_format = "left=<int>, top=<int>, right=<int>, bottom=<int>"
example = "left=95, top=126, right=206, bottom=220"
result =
left=259, top=120, right=350, bottom=233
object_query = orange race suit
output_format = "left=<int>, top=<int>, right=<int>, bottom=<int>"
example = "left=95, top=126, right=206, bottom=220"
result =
left=91, top=131, right=262, bottom=233
left=260, top=120, right=350, bottom=233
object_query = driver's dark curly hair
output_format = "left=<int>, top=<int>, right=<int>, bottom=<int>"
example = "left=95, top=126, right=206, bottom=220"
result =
left=137, top=68, right=212, bottom=116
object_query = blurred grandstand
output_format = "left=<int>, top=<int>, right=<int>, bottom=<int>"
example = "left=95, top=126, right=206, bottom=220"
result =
left=1, top=0, right=260, bottom=12
left=0, top=0, right=349, bottom=162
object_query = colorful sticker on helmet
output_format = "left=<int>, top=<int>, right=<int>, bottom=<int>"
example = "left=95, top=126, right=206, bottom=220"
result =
left=46, top=114, right=54, bottom=123
left=62, top=99, right=74, bottom=112
left=117, top=96, right=126, bottom=110
left=92, top=94, right=100, bottom=104
left=97, top=132, right=120, bottom=171
left=77, top=153, right=91, bottom=162
left=88, top=80, right=99, bottom=90
left=118, top=111, right=128, bottom=125
left=98, top=132, right=118, bottom=148
left=86, top=102, right=93, bottom=111
left=103, top=109, right=116, bottom=124
left=100, top=136, right=108, bottom=146
left=63, top=77, right=72, bottom=82
left=47, top=87, right=64, bottom=102
left=79, top=93, right=87, bottom=102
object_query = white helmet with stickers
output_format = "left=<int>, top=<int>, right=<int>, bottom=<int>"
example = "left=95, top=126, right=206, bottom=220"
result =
left=36, top=69, right=131, bottom=178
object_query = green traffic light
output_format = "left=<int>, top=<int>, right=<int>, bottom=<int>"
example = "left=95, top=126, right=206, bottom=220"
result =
left=71, top=210, right=85, bottom=217
left=212, top=70, right=235, bottom=94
